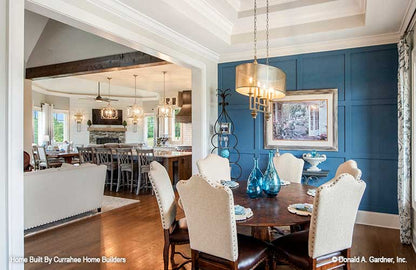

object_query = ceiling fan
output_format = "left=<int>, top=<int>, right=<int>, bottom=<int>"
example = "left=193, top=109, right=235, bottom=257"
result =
left=79, top=80, right=118, bottom=102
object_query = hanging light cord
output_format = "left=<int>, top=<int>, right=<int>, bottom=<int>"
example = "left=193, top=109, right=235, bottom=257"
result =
left=163, top=71, right=167, bottom=105
left=254, top=0, right=257, bottom=62
left=134, top=75, right=137, bottom=104
left=266, top=0, right=270, bottom=65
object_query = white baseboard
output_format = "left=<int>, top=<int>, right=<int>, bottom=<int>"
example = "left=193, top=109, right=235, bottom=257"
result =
left=355, top=210, right=400, bottom=229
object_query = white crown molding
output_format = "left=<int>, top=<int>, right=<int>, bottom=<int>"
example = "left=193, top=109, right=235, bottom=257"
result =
left=225, top=0, right=241, bottom=11
left=219, top=32, right=400, bottom=63
left=355, top=210, right=399, bottom=229
left=87, top=0, right=220, bottom=62
left=172, top=0, right=233, bottom=40
left=399, top=0, right=416, bottom=35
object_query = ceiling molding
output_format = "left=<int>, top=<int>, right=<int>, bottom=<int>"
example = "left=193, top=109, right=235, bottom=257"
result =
left=219, top=32, right=400, bottom=63
left=32, top=84, right=159, bottom=101
left=399, top=0, right=416, bottom=35
left=164, top=0, right=234, bottom=41
left=225, top=0, right=241, bottom=11
left=88, top=0, right=220, bottom=62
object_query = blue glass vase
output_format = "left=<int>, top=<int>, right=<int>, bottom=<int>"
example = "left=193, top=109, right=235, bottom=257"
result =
left=246, top=157, right=263, bottom=198
left=262, top=150, right=281, bottom=197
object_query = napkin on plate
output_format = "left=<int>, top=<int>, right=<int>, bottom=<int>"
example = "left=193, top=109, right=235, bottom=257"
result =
left=234, top=205, right=245, bottom=215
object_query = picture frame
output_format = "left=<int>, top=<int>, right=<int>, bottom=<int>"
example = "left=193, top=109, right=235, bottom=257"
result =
left=264, top=89, right=338, bottom=151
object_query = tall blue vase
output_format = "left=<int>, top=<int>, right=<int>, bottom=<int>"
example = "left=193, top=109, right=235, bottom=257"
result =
left=246, top=157, right=263, bottom=198
left=262, top=150, right=281, bottom=197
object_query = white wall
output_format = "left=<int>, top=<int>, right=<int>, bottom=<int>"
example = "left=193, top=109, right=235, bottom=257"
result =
left=27, top=19, right=134, bottom=68
left=32, top=90, right=69, bottom=110
left=69, top=97, right=145, bottom=146
left=24, top=10, right=48, bottom=63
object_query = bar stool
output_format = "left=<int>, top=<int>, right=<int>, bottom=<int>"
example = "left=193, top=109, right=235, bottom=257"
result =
left=116, top=148, right=135, bottom=192
left=77, top=147, right=95, bottom=164
left=95, top=148, right=117, bottom=191
left=136, top=149, right=154, bottom=195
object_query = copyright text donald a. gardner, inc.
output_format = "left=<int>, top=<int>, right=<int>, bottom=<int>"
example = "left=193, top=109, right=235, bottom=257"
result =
left=332, top=256, right=407, bottom=264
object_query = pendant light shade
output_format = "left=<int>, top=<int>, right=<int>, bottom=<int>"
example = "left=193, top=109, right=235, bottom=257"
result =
left=127, top=74, right=144, bottom=119
left=156, top=71, right=174, bottom=118
left=235, top=61, right=286, bottom=99
left=101, top=77, right=118, bottom=120
left=235, top=0, right=286, bottom=120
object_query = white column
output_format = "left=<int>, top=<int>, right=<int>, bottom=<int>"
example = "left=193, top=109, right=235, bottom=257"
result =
left=0, top=0, right=25, bottom=269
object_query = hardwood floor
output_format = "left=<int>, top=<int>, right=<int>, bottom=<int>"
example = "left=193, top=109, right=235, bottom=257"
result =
left=24, top=191, right=416, bottom=270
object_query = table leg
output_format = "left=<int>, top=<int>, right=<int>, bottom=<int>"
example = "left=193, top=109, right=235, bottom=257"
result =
left=251, top=226, right=271, bottom=242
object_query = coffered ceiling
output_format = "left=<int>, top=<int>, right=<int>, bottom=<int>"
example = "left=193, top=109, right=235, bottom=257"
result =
left=114, top=0, right=413, bottom=62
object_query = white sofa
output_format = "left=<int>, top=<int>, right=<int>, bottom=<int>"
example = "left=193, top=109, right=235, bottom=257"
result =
left=24, top=163, right=107, bottom=230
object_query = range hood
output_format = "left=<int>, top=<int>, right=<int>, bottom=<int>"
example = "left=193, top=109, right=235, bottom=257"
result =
left=176, top=90, right=192, bottom=123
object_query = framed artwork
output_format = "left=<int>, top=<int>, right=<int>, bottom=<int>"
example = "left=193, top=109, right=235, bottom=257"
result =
left=264, top=89, right=338, bottom=151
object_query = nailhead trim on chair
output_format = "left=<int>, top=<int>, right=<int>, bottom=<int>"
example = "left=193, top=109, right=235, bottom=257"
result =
left=189, top=174, right=239, bottom=262
left=308, top=173, right=365, bottom=257
left=149, top=162, right=174, bottom=230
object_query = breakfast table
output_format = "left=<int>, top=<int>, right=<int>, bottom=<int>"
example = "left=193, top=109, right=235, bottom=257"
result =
left=47, top=151, right=79, bottom=164
left=233, top=180, right=315, bottom=241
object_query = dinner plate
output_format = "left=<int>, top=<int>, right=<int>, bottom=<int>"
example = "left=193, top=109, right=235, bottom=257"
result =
left=221, top=180, right=240, bottom=189
left=234, top=205, right=253, bottom=221
left=288, top=203, right=313, bottom=216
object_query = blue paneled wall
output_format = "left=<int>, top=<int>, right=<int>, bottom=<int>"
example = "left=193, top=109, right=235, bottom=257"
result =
left=218, top=44, right=398, bottom=214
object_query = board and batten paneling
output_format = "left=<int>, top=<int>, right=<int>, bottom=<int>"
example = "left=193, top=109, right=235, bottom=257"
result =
left=218, top=44, right=398, bottom=215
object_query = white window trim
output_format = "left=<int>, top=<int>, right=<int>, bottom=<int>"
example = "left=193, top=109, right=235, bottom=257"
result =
left=144, top=113, right=155, bottom=146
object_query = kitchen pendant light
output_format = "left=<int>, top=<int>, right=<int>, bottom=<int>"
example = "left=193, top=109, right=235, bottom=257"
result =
left=127, top=74, right=144, bottom=120
left=156, top=71, right=173, bottom=118
left=100, top=77, right=118, bottom=120
left=235, top=0, right=286, bottom=120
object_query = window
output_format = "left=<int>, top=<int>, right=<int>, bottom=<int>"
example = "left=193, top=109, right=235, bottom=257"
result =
left=52, top=111, right=69, bottom=143
left=174, top=109, right=181, bottom=140
left=144, top=115, right=155, bottom=146
left=33, top=108, right=41, bottom=145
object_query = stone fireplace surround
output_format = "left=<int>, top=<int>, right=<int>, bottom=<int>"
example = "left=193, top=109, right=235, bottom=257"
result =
left=88, top=127, right=126, bottom=144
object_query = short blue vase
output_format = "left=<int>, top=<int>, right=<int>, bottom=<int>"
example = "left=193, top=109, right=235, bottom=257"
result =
left=262, top=150, right=281, bottom=197
left=246, top=157, right=263, bottom=198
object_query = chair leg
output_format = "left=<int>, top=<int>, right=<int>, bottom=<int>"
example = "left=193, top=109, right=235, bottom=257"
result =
left=136, top=171, right=142, bottom=195
left=191, top=250, right=199, bottom=270
left=116, top=168, right=121, bottom=192
left=170, top=243, right=176, bottom=268
left=110, top=169, right=114, bottom=192
left=130, top=172, right=134, bottom=193
left=163, top=238, right=170, bottom=270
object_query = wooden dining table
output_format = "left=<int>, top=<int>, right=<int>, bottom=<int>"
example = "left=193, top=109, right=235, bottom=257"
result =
left=47, top=152, right=79, bottom=164
left=233, top=180, right=314, bottom=241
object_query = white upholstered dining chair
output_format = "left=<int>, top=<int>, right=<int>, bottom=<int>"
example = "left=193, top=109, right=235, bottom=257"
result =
left=335, top=160, right=362, bottom=180
left=177, top=175, right=271, bottom=270
left=197, top=154, right=231, bottom=184
left=273, top=153, right=304, bottom=183
left=272, top=173, right=366, bottom=269
left=148, top=161, right=190, bottom=270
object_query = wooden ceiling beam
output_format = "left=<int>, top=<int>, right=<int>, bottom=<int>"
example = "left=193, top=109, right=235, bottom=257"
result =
left=26, top=51, right=168, bottom=80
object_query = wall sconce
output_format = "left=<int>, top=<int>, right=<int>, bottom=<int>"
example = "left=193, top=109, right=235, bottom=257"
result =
left=74, top=112, right=84, bottom=132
